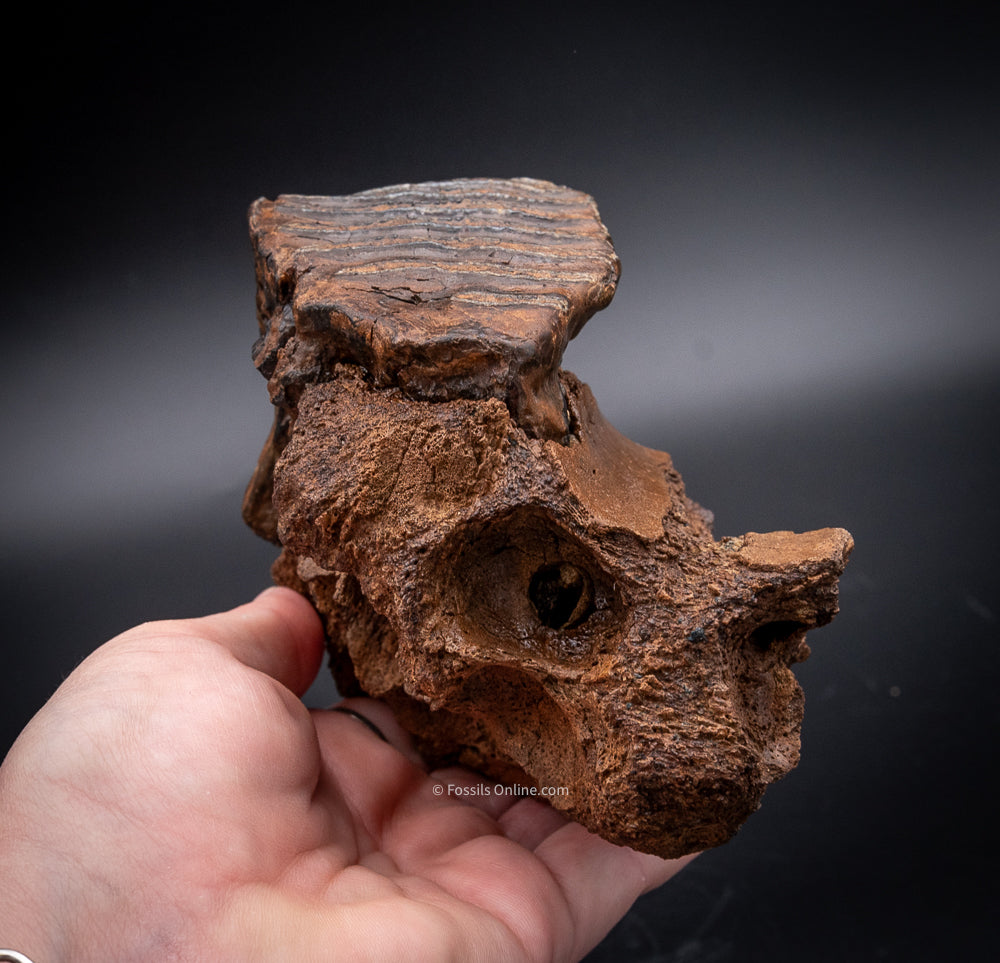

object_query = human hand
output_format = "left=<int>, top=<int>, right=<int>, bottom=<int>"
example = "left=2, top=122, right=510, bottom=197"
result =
left=0, top=588, right=692, bottom=962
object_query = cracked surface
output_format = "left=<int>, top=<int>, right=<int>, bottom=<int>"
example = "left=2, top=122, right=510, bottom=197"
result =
left=247, top=177, right=618, bottom=442
left=244, top=178, right=853, bottom=858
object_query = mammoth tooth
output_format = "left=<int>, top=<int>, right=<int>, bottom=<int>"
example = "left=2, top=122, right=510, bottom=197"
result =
left=243, top=177, right=853, bottom=859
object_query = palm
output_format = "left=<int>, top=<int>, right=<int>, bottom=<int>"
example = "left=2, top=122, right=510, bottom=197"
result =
left=170, top=674, right=670, bottom=962
left=0, top=589, right=689, bottom=962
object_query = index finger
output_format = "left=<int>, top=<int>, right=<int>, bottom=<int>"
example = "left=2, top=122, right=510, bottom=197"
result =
left=535, top=822, right=696, bottom=960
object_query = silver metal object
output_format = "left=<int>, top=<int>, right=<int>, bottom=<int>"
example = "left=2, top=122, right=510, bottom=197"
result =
left=331, top=705, right=388, bottom=742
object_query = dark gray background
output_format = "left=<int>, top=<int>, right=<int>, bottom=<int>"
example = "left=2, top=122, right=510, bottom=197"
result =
left=3, top=4, right=997, bottom=959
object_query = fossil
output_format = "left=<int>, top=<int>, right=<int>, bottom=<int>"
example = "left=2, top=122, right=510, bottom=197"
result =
left=243, top=177, right=853, bottom=858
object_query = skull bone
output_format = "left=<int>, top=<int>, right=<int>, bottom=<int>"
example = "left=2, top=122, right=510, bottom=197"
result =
left=243, top=179, right=852, bottom=858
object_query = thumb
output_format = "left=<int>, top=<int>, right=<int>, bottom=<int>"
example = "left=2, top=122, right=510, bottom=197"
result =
left=188, top=586, right=326, bottom=696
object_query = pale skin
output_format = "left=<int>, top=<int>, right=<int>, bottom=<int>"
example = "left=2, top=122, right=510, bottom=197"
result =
left=0, top=587, right=692, bottom=962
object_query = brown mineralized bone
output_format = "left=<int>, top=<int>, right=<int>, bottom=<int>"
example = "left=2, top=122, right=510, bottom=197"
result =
left=243, top=178, right=853, bottom=858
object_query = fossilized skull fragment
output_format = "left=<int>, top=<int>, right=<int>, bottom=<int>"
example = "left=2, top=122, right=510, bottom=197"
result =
left=243, top=178, right=853, bottom=858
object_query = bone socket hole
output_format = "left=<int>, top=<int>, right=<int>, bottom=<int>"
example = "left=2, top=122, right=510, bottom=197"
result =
left=750, top=620, right=807, bottom=653
left=528, top=563, right=595, bottom=630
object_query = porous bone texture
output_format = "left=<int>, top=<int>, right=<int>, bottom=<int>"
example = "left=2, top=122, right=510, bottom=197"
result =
left=243, top=178, right=853, bottom=858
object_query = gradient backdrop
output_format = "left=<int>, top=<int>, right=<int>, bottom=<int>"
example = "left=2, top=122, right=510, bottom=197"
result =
left=3, top=5, right=998, bottom=960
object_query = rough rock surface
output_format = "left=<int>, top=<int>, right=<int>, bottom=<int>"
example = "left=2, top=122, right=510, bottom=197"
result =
left=243, top=178, right=853, bottom=858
